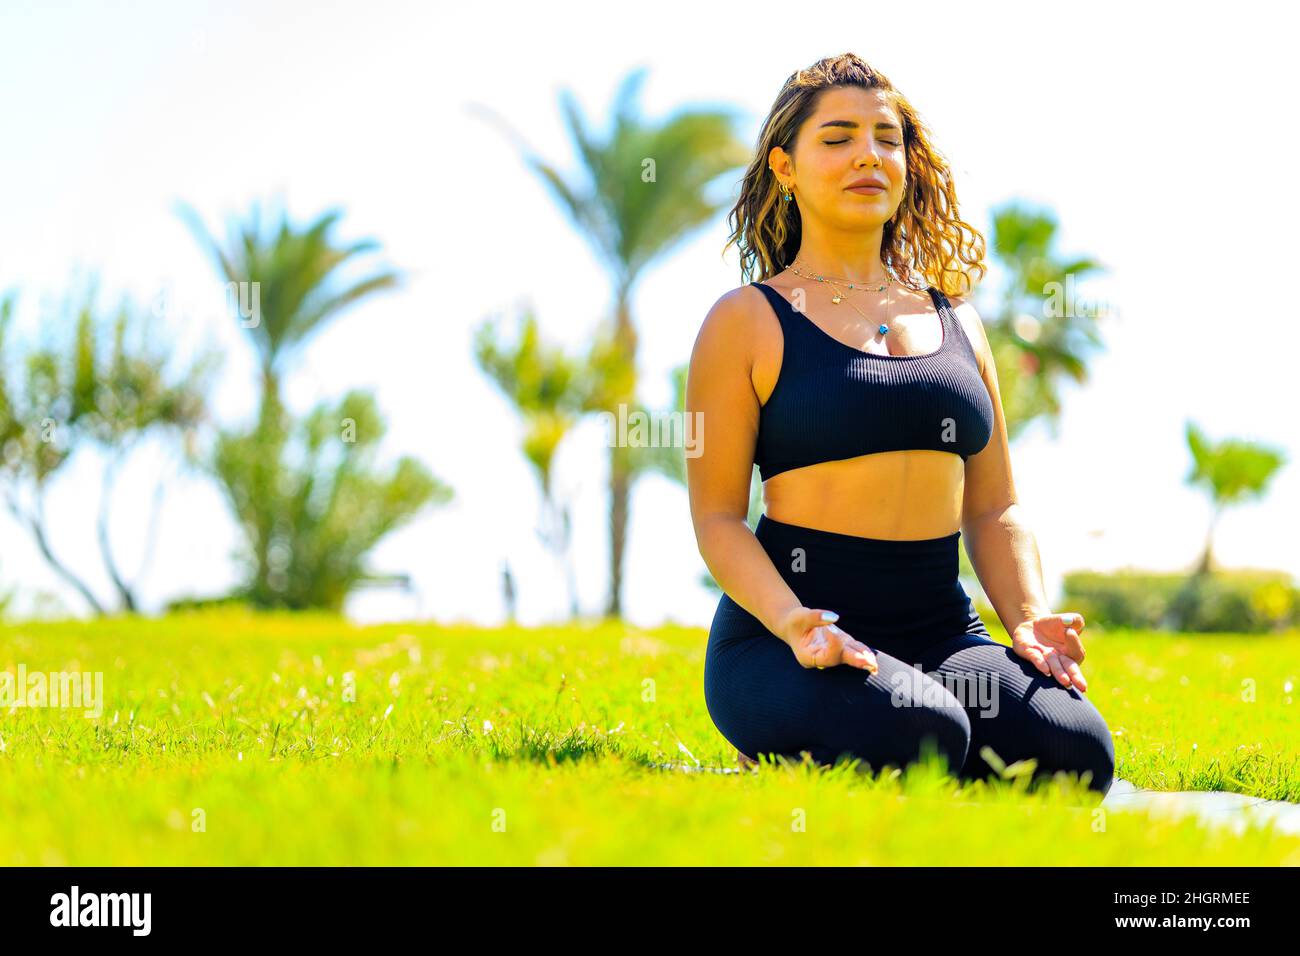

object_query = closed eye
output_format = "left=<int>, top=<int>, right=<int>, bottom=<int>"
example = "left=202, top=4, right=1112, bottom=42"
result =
left=825, top=138, right=902, bottom=147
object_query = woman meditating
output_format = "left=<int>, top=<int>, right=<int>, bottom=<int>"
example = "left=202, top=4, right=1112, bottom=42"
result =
left=686, top=53, right=1115, bottom=795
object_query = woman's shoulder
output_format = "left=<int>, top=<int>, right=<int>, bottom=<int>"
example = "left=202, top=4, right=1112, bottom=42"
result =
left=692, top=282, right=784, bottom=377
left=701, top=279, right=782, bottom=330
left=695, top=283, right=767, bottom=353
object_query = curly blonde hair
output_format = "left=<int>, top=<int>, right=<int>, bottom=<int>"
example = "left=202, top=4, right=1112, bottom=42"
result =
left=724, top=53, right=986, bottom=298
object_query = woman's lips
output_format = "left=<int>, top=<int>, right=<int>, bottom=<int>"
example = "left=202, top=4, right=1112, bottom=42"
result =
left=847, top=185, right=885, bottom=194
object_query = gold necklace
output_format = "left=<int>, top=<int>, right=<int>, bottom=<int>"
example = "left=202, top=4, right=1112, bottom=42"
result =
left=789, top=261, right=891, bottom=297
left=789, top=260, right=896, bottom=342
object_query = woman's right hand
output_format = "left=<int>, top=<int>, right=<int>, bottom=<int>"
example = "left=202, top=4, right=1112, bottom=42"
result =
left=776, top=607, right=878, bottom=673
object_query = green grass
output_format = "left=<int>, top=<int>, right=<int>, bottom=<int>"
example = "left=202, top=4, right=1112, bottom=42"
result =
left=0, top=610, right=1297, bottom=865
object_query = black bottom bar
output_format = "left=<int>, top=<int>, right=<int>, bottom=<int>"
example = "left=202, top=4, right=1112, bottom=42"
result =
left=0, top=866, right=1288, bottom=940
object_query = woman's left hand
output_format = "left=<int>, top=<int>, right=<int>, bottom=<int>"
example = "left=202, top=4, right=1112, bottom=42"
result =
left=1011, top=612, right=1088, bottom=692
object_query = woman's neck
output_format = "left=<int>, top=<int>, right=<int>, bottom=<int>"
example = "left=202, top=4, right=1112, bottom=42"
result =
left=791, top=233, right=888, bottom=284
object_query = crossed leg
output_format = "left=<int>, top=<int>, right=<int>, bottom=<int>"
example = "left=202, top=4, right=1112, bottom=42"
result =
left=706, top=627, right=974, bottom=777
left=907, top=631, right=1117, bottom=795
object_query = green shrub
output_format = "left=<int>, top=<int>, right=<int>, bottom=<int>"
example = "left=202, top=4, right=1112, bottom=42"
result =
left=1063, top=568, right=1300, bottom=633
left=164, top=593, right=252, bottom=614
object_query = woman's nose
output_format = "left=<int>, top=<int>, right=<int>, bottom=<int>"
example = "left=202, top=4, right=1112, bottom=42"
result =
left=854, top=147, right=882, bottom=168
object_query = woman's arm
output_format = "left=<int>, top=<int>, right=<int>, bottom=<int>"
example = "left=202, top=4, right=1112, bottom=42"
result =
left=685, top=289, right=803, bottom=643
left=954, top=300, right=1053, bottom=635
left=963, top=506, right=1053, bottom=635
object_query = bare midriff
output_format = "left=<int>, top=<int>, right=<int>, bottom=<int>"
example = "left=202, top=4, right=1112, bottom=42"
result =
left=760, top=452, right=965, bottom=541
left=749, top=279, right=967, bottom=542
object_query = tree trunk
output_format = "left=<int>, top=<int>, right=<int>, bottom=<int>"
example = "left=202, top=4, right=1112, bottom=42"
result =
left=1194, top=506, right=1221, bottom=577
left=559, top=502, right=580, bottom=621
left=7, top=496, right=105, bottom=615
left=606, top=446, right=629, bottom=618
left=603, top=294, right=638, bottom=620
left=566, top=560, right=580, bottom=621
left=97, top=452, right=137, bottom=613
left=250, top=364, right=283, bottom=603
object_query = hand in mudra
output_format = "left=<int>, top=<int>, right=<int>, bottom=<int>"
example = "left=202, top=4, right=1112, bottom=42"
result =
left=1012, top=611, right=1088, bottom=692
left=778, top=607, right=878, bottom=674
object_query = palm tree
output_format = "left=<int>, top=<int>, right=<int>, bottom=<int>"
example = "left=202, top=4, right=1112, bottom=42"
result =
left=1184, top=421, right=1286, bottom=576
left=210, top=387, right=448, bottom=610
left=0, top=280, right=213, bottom=614
left=177, top=199, right=446, bottom=610
left=474, top=306, right=590, bottom=619
left=176, top=199, right=400, bottom=423
left=982, top=201, right=1109, bottom=441
left=945, top=203, right=1113, bottom=601
left=468, top=67, right=750, bottom=617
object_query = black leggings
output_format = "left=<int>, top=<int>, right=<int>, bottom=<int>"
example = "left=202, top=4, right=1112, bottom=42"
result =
left=704, top=515, right=1116, bottom=795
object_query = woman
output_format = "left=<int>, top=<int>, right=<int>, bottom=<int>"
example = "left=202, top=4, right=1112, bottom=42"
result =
left=686, top=53, right=1115, bottom=795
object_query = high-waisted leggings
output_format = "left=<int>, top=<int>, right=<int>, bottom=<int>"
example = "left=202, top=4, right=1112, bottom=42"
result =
left=704, top=515, right=1116, bottom=795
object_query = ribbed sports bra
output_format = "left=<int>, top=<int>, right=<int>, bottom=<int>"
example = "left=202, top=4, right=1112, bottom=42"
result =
left=751, top=281, right=995, bottom=481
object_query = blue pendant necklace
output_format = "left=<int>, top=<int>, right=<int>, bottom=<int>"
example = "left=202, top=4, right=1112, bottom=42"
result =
left=789, top=260, right=896, bottom=341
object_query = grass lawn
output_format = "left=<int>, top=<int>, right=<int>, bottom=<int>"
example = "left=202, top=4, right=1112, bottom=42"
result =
left=1, top=610, right=1297, bottom=866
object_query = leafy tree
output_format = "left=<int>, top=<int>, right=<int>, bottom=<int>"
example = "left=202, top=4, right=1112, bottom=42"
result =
left=943, top=203, right=1112, bottom=594
left=471, top=67, right=750, bottom=617
left=1183, top=422, right=1286, bottom=576
left=214, top=389, right=449, bottom=611
left=176, top=199, right=399, bottom=420
left=178, top=200, right=449, bottom=610
left=474, top=307, right=589, bottom=619
left=980, top=202, right=1109, bottom=439
left=0, top=280, right=215, bottom=613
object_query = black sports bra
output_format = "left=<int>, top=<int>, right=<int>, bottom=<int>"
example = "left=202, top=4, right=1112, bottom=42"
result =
left=750, top=281, right=995, bottom=481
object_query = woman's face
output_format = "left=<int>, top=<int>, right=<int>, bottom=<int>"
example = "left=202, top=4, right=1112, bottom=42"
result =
left=772, top=85, right=908, bottom=231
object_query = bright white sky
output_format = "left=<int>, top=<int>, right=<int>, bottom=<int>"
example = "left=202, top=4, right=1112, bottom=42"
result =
left=1, top=0, right=1296, bottom=627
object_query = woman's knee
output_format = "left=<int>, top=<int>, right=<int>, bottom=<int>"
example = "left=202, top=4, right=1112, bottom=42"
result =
left=804, top=709, right=970, bottom=775
left=942, top=643, right=1116, bottom=794
left=908, top=695, right=973, bottom=774
left=999, top=694, right=1116, bottom=795
left=812, top=661, right=973, bottom=774
left=1053, top=702, right=1116, bottom=795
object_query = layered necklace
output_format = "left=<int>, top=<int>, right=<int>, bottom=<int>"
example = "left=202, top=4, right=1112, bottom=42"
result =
left=788, top=259, right=896, bottom=342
